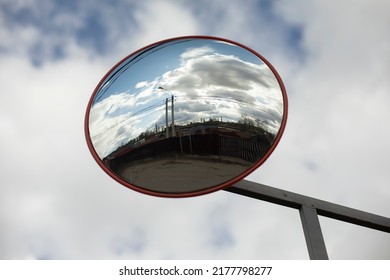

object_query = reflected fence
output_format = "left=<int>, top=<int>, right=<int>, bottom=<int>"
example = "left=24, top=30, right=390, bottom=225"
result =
left=106, top=134, right=269, bottom=171
left=219, top=135, right=264, bottom=163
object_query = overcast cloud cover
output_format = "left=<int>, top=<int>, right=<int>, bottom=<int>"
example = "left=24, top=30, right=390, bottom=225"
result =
left=1, top=0, right=389, bottom=259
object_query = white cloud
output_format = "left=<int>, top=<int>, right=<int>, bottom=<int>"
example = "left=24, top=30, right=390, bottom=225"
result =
left=132, top=0, right=200, bottom=47
left=135, top=81, right=149, bottom=89
left=89, top=93, right=148, bottom=158
left=1, top=0, right=389, bottom=260
left=179, top=46, right=214, bottom=60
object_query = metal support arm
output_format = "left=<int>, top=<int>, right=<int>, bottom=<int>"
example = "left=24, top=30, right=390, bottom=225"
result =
left=299, top=205, right=328, bottom=260
left=225, top=180, right=390, bottom=259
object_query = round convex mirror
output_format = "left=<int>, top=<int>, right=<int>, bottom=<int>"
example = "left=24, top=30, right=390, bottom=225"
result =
left=85, top=36, right=287, bottom=197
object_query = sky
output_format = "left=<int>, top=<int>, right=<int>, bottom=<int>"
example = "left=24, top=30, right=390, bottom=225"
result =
left=0, top=0, right=389, bottom=260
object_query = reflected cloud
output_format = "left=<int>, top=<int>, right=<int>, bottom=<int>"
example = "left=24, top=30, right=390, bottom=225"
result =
left=90, top=39, right=283, bottom=159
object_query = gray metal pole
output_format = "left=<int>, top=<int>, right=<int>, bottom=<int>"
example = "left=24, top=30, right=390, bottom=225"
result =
left=179, top=136, right=183, bottom=155
left=171, top=95, right=175, bottom=137
left=165, top=98, right=169, bottom=138
left=299, top=205, right=329, bottom=260
left=189, top=134, right=192, bottom=154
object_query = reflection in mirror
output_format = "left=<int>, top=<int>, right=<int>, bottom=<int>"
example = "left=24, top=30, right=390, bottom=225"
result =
left=86, top=36, right=287, bottom=197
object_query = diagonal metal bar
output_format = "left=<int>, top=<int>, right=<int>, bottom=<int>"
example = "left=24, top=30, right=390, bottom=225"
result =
left=226, top=180, right=390, bottom=233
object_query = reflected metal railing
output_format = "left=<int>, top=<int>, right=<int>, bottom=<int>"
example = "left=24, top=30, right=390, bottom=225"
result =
left=225, top=180, right=390, bottom=260
left=219, top=135, right=264, bottom=163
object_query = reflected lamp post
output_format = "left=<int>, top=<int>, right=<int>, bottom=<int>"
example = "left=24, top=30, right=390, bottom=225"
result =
left=158, top=86, right=175, bottom=137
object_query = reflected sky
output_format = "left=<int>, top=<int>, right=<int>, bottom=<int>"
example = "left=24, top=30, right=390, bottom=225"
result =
left=89, top=39, right=284, bottom=158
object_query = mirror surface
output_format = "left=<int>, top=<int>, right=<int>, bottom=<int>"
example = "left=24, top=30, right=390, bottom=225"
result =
left=85, top=36, right=287, bottom=197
